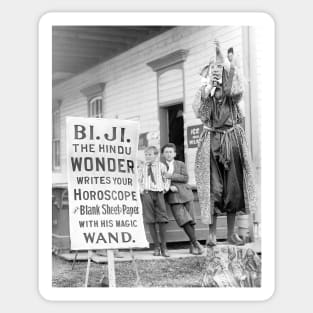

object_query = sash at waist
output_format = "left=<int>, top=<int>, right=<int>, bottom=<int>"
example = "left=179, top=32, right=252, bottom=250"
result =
left=203, top=125, right=235, bottom=134
left=202, top=125, right=238, bottom=169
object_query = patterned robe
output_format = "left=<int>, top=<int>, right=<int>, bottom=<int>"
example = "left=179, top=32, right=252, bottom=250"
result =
left=192, top=66, right=257, bottom=225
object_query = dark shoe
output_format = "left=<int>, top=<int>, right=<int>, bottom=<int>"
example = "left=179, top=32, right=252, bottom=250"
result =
left=194, top=241, right=205, bottom=254
left=160, top=247, right=170, bottom=257
left=228, top=233, right=245, bottom=246
left=207, top=233, right=217, bottom=247
left=153, top=247, right=161, bottom=256
left=191, top=241, right=205, bottom=255
left=189, top=242, right=199, bottom=255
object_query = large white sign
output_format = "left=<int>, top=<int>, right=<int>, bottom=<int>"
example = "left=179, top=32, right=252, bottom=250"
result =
left=66, top=117, right=149, bottom=250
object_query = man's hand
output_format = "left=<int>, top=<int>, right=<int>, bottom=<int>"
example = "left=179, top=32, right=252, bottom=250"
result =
left=200, top=76, right=208, bottom=86
left=163, top=172, right=172, bottom=179
left=170, top=185, right=178, bottom=192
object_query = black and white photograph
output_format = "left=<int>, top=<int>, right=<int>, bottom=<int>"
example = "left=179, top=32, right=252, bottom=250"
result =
left=38, top=12, right=274, bottom=301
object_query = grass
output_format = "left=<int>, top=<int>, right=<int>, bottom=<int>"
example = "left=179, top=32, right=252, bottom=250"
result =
left=52, top=253, right=207, bottom=288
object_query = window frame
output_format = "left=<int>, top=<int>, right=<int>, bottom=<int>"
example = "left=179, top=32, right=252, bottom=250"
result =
left=80, top=82, right=105, bottom=118
left=88, top=95, right=103, bottom=118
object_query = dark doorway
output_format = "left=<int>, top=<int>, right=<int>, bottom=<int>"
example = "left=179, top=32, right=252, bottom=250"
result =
left=167, top=103, right=185, bottom=162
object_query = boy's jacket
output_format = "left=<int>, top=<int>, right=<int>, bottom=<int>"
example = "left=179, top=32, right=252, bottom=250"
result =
left=163, top=160, right=194, bottom=204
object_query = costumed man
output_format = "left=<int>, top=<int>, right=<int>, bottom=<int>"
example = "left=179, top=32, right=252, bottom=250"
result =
left=192, top=40, right=257, bottom=246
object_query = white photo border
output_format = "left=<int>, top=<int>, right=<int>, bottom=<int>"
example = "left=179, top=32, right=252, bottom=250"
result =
left=39, top=12, right=275, bottom=301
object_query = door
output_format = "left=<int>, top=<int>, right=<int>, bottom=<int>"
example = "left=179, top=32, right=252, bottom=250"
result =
left=159, top=103, right=185, bottom=162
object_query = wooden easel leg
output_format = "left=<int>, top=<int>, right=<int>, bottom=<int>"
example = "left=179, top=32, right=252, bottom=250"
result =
left=107, top=250, right=116, bottom=287
left=84, top=250, right=92, bottom=287
left=130, top=248, right=141, bottom=286
left=71, top=252, right=78, bottom=270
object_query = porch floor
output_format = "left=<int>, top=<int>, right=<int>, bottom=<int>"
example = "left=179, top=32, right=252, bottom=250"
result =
left=57, top=238, right=261, bottom=263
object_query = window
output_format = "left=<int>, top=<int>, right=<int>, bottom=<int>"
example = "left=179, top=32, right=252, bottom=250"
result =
left=88, top=96, right=103, bottom=118
left=80, top=82, right=105, bottom=118
left=52, top=101, right=61, bottom=170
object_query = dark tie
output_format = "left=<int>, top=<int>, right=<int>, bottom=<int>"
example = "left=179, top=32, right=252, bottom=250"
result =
left=147, top=163, right=156, bottom=185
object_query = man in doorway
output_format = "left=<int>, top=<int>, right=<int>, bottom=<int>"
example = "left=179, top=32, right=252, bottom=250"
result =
left=168, top=106, right=185, bottom=162
left=162, top=143, right=204, bottom=255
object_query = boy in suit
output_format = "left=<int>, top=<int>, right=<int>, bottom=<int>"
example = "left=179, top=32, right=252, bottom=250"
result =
left=139, top=146, right=171, bottom=257
left=162, top=143, right=204, bottom=255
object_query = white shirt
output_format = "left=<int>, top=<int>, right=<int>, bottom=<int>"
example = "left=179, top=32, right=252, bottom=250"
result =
left=166, top=160, right=175, bottom=175
left=138, top=161, right=170, bottom=192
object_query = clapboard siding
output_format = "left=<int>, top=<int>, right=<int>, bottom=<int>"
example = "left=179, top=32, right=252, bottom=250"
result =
left=159, top=69, right=184, bottom=104
left=53, top=26, right=247, bottom=186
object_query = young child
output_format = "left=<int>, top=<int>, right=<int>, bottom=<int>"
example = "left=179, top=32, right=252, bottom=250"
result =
left=162, top=143, right=204, bottom=255
left=139, top=146, right=171, bottom=257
